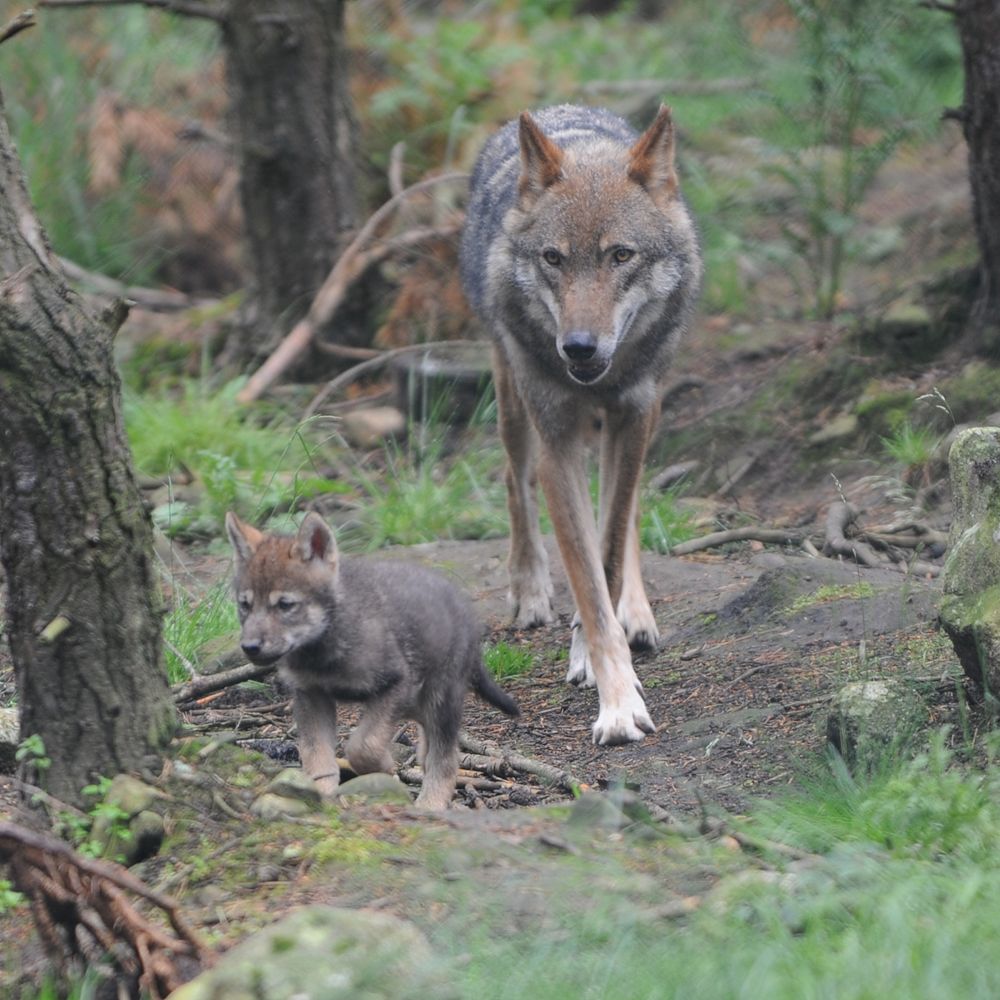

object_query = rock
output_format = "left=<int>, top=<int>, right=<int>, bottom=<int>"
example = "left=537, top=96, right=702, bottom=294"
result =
left=861, top=294, right=946, bottom=362
left=264, top=767, right=322, bottom=805
left=808, top=412, right=859, bottom=447
left=939, top=427, right=1000, bottom=705
left=332, top=772, right=413, bottom=806
left=825, top=680, right=927, bottom=769
left=250, top=792, right=315, bottom=820
left=169, top=905, right=452, bottom=1000
left=104, top=774, right=161, bottom=816
left=340, top=406, right=407, bottom=449
left=91, top=775, right=167, bottom=864
left=0, top=707, right=19, bottom=774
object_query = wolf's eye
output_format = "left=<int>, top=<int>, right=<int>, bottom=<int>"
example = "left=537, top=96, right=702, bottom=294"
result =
left=276, top=596, right=298, bottom=612
left=238, top=597, right=252, bottom=614
left=542, top=248, right=562, bottom=267
left=611, top=247, right=635, bottom=265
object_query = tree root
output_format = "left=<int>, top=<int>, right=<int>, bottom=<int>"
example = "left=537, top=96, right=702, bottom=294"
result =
left=0, top=821, right=210, bottom=999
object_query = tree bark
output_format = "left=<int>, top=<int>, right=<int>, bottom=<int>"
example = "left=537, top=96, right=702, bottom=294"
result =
left=0, top=86, right=174, bottom=806
left=221, top=0, right=363, bottom=362
left=955, top=0, right=1000, bottom=353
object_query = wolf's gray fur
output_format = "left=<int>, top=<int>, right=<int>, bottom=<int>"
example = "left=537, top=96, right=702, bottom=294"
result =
left=226, top=511, right=518, bottom=809
left=460, top=103, right=702, bottom=745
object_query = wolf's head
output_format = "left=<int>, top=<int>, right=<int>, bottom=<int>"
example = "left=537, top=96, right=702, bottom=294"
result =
left=507, top=105, right=700, bottom=386
left=225, top=512, right=340, bottom=665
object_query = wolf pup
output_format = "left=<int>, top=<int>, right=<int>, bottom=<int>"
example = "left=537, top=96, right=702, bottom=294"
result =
left=225, top=511, right=519, bottom=809
left=460, top=104, right=702, bottom=746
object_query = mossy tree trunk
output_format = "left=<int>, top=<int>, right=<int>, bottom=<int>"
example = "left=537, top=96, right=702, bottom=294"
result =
left=221, top=0, right=363, bottom=363
left=0, top=86, right=174, bottom=806
left=955, top=0, right=1000, bottom=354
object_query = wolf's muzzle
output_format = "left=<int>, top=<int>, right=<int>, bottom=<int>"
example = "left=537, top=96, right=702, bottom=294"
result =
left=560, top=331, right=610, bottom=384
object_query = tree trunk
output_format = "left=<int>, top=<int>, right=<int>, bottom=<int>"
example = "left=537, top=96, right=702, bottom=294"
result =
left=955, top=0, right=1000, bottom=353
left=0, top=87, right=174, bottom=807
left=222, top=0, right=363, bottom=363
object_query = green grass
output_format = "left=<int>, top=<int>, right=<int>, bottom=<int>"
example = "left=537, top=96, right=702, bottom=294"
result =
left=881, top=421, right=942, bottom=469
left=639, top=487, right=698, bottom=554
left=162, top=582, right=240, bottom=684
left=484, top=642, right=534, bottom=681
left=443, top=734, right=1000, bottom=1000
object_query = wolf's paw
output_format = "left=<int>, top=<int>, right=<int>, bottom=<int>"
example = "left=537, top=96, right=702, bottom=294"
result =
left=591, top=695, right=656, bottom=746
left=565, top=622, right=596, bottom=687
left=618, top=595, right=660, bottom=651
left=314, top=773, right=341, bottom=799
left=510, top=578, right=555, bottom=628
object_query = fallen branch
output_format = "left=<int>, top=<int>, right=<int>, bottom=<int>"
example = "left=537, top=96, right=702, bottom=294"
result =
left=0, top=8, right=35, bottom=44
left=0, top=821, right=210, bottom=999
left=172, top=659, right=276, bottom=703
left=236, top=173, right=468, bottom=404
left=458, top=733, right=583, bottom=795
left=670, top=526, right=804, bottom=556
left=823, top=501, right=884, bottom=568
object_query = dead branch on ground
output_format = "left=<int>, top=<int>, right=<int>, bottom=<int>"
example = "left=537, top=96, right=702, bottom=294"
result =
left=670, top=526, right=805, bottom=557
left=171, top=659, right=276, bottom=703
left=57, top=256, right=210, bottom=312
left=0, top=8, right=35, bottom=44
left=458, top=733, right=584, bottom=795
left=0, top=821, right=210, bottom=999
left=236, top=173, right=468, bottom=404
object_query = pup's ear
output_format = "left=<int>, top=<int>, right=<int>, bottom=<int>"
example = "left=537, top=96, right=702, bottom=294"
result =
left=295, top=511, right=339, bottom=566
left=225, top=512, right=263, bottom=563
left=627, top=104, right=678, bottom=207
left=518, top=111, right=565, bottom=205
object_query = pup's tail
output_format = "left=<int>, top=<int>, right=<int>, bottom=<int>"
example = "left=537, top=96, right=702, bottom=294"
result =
left=472, top=661, right=520, bottom=718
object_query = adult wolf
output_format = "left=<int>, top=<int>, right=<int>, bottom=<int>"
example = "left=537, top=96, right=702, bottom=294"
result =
left=460, top=103, right=702, bottom=745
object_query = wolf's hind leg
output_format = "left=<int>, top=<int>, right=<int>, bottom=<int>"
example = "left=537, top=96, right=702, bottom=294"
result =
left=292, top=688, right=341, bottom=798
left=414, top=700, right=461, bottom=810
left=616, top=504, right=659, bottom=650
left=493, top=346, right=554, bottom=627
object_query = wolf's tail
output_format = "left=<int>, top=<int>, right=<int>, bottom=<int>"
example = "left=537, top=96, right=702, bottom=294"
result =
left=471, top=661, right=520, bottom=718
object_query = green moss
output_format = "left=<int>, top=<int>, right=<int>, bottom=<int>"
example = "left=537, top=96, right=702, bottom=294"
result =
left=939, top=363, right=1000, bottom=425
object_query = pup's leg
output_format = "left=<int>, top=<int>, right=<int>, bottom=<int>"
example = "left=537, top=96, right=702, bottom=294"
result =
left=292, top=687, right=341, bottom=797
left=538, top=429, right=654, bottom=745
left=493, top=345, right=554, bottom=628
left=344, top=695, right=399, bottom=777
left=413, top=695, right=461, bottom=810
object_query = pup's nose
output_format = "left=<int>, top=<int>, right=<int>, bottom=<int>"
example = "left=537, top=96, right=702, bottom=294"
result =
left=241, top=639, right=262, bottom=658
left=562, top=331, right=597, bottom=361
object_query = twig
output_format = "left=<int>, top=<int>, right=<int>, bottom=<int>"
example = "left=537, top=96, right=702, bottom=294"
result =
left=458, top=733, right=583, bottom=794
left=0, top=8, right=36, bottom=45
left=38, top=0, right=225, bottom=22
left=57, top=256, right=208, bottom=312
left=304, top=338, right=483, bottom=419
left=236, top=172, right=468, bottom=404
left=7, top=777, right=90, bottom=821
left=670, top=526, right=804, bottom=557
left=172, top=659, right=276, bottom=703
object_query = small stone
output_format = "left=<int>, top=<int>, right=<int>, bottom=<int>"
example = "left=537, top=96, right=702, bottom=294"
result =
left=826, top=679, right=927, bottom=770
left=332, top=773, right=413, bottom=806
left=265, top=768, right=322, bottom=804
left=104, top=774, right=161, bottom=817
left=250, top=793, right=314, bottom=820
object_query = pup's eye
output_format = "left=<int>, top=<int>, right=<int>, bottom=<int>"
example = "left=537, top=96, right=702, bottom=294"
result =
left=275, top=596, right=298, bottom=611
left=611, top=247, right=635, bottom=264
left=238, top=597, right=252, bottom=613
left=542, top=249, right=562, bottom=267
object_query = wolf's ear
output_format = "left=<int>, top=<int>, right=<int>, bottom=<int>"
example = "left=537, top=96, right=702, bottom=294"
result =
left=627, top=104, right=678, bottom=207
left=226, top=512, right=263, bottom=563
left=296, top=511, right=338, bottom=565
left=517, top=111, right=565, bottom=204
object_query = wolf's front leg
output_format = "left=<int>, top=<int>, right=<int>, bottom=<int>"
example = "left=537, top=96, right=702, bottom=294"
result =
left=493, top=346, right=554, bottom=628
left=292, top=688, right=341, bottom=798
left=344, top=696, right=399, bottom=777
left=538, top=439, right=654, bottom=745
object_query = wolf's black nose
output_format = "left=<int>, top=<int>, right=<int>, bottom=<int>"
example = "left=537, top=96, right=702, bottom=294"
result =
left=241, top=640, right=262, bottom=658
left=562, top=331, right=597, bottom=361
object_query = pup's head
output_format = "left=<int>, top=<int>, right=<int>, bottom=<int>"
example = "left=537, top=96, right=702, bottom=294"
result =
left=510, top=105, right=696, bottom=386
left=225, top=511, right=340, bottom=665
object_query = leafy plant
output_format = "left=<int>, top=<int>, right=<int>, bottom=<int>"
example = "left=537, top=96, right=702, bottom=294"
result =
left=15, top=734, right=51, bottom=776
left=0, top=878, right=25, bottom=915
left=881, top=421, right=941, bottom=470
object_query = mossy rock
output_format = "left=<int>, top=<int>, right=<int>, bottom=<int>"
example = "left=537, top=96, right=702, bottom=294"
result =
left=939, top=586, right=1000, bottom=705
left=826, top=680, right=927, bottom=771
left=170, top=905, right=453, bottom=1000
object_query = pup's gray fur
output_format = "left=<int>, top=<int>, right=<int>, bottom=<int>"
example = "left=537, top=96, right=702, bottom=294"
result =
left=226, top=511, right=518, bottom=809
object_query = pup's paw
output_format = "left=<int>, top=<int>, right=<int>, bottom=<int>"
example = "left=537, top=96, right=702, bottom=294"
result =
left=591, top=697, right=656, bottom=746
left=565, top=622, right=596, bottom=687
